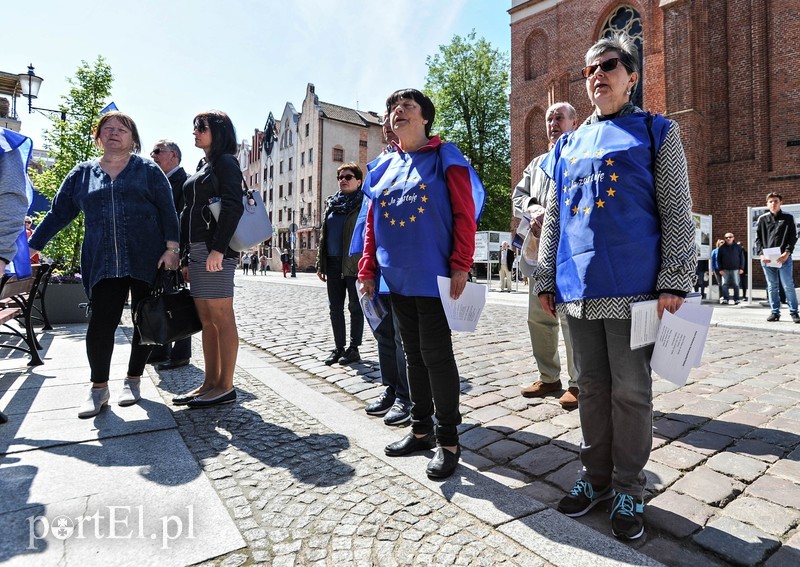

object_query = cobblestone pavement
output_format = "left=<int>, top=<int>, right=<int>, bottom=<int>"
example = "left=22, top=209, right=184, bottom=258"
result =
left=228, top=273, right=800, bottom=567
left=155, top=355, right=547, bottom=567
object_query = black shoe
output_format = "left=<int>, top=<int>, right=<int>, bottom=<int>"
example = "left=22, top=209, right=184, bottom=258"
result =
left=324, top=347, right=344, bottom=366
left=156, top=359, right=190, bottom=371
left=383, top=401, right=412, bottom=426
left=767, top=313, right=780, bottom=322
left=426, top=446, right=461, bottom=479
left=187, top=389, right=236, bottom=408
left=338, top=346, right=361, bottom=365
left=610, top=493, right=645, bottom=540
left=385, top=431, right=436, bottom=456
left=0, top=411, right=7, bottom=424
left=172, top=390, right=207, bottom=405
left=792, top=313, right=800, bottom=324
left=558, top=480, right=614, bottom=517
left=365, top=390, right=395, bottom=416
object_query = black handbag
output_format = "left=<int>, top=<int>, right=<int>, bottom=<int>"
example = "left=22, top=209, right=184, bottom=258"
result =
left=134, top=269, right=202, bottom=345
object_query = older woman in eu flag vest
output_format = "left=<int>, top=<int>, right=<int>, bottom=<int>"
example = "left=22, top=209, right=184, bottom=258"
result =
left=534, top=34, right=695, bottom=540
left=358, top=88, right=484, bottom=480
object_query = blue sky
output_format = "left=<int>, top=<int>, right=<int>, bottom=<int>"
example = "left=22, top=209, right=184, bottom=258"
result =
left=5, top=0, right=510, bottom=163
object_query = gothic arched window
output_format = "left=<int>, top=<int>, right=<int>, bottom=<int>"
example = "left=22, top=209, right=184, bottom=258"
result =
left=524, top=31, right=548, bottom=81
left=599, top=6, right=643, bottom=108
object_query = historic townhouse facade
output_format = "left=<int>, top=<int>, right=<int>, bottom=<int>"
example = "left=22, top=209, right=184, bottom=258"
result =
left=510, top=0, right=799, bottom=283
left=265, top=83, right=383, bottom=270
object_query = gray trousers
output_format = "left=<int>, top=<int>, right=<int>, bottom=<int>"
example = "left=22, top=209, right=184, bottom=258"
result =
left=567, top=316, right=653, bottom=498
left=527, top=283, right=577, bottom=387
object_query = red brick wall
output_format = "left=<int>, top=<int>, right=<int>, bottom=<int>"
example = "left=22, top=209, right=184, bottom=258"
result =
left=510, top=0, right=800, bottom=286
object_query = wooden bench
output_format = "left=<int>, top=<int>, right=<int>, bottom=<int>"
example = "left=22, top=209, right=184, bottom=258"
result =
left=0, top=264, right=50, bottom=366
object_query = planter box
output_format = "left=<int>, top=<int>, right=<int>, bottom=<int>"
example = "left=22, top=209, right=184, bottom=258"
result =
left=42, top=283, right=89, bottom=324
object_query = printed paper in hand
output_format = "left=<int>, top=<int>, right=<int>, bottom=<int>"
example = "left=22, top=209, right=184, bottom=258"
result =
left=437, top=276, right=488, bottom=332
left=650, top=302, right=713, bottom=386
left=630, top=293, right=702, bottom=349
left=359, top=290, right=388, bottom=332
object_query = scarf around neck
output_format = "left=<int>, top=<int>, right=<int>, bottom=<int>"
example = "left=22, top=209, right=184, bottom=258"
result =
left=326, top=188, right=364, bottom=215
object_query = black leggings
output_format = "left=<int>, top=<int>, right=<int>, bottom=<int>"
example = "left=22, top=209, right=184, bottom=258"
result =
left=86, top=277, right=153, bottom=384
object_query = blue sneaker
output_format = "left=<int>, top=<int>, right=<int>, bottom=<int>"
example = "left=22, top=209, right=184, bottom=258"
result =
left=557, top=480, right=614, bottom=517
left=610, top=493, right=645, bottom=540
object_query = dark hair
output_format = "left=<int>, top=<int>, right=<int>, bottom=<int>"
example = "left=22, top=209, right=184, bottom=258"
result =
left=386, top=88, right=435, bottom=137
left=94, top=111, right=142, bottom=154
left=336, top=162, right=363, bottom=181
left=194, top=110, right=237, bottom=163
left=766, top=192, right=783, bottom=202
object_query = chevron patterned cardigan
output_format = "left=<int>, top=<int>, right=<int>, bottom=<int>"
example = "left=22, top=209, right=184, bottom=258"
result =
left=534, top=104, right=697, bottom=320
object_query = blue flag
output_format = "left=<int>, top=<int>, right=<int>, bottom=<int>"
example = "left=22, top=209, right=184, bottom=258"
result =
left=0, top=128, right=34, bottom=278
left=100, top=102, right=119, bottom=115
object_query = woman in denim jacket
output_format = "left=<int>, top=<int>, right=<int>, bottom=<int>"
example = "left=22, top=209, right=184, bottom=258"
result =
left=29, top=111, right=181, bottom=418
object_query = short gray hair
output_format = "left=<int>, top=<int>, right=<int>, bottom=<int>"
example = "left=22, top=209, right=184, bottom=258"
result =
left=154, top=139, right=182, bottom=162
left=585, top=33, right=639, bottom=76
left=546, top=102, right=577, bottom=120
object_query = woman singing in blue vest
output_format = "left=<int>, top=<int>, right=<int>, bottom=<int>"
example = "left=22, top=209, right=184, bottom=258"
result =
left=358, top=89, right=484, bottom=480
left=534, top=35, right=695, bottom=539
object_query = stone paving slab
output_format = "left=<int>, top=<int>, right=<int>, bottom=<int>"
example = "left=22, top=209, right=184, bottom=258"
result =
left=230, top=274, right=800, bottom=566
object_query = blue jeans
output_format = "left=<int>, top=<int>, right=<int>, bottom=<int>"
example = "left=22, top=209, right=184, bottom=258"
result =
left=720, top=270, right=741, bottom=302
left=567, top=316, right=653, bottom=498
left=372, top=295, right=410, bottom=404
left=762, top=258, right=798, bottom=314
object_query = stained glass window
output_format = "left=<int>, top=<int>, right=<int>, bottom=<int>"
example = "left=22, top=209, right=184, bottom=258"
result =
left=600, top=6, right=644, bottom=108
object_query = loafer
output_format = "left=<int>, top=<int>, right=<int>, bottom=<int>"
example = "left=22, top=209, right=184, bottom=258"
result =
left=78, top=387, right=110, bottom=418
left=383, top=401, right=412, bottom=426
left=384, top=431, right=436, bottom=456
left=156, top=359, right=190, bottom=371
left=187, top=389, right=237, bottom=409
left=324, top=347, right=344, bottom=366
left=559, top=387, right=579, bottom=409
left=172, top=391, right=207, bottom=406
left=426, top=446, right=461, bottom=479
left=520, top=380, right=561, bottom=398
left=118, top=378, right=142, bottom=407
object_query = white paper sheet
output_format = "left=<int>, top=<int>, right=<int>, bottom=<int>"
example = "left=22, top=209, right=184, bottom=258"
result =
left=630, top=293, right=702, bottom=349
left=650, top=303, right=713, bottom=386
left=437, top=276, right=488, bottom=332
left=763, top=246, right=784, bottom=266
left=359, top=290, right=388, bottom=332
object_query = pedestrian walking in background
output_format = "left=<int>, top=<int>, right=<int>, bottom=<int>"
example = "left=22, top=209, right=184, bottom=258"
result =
left=281, top=248, right=290, bottom=277
left=241, top=252, right=250, bottom=275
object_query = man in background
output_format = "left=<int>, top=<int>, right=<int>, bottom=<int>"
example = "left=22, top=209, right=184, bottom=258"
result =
left=149, top=139, right=192, bottom=369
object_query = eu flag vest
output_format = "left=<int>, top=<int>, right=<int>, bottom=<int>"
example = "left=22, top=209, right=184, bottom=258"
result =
left=541, top=113, right=670, bottom=303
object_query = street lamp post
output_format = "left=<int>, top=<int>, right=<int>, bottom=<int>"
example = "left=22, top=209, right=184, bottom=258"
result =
left=17, top=64, right=66, bottom=120
left=290, top=217, right=297, bottom=278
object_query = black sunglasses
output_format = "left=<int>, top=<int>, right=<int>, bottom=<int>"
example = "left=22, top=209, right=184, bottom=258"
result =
left=581, top=57, right=624, bottom=79
left=337, top=174, right=356, bottom=181
left=193, top=121, right=208, bottom=133
left=150, top=147, right=171, bottom=155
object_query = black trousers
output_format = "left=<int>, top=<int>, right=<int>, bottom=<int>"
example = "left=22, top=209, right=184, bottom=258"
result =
left=325, top=256, right=363, bottom=349
left=86, top=277, right=153, bottom=383
left=390, top=293, right=461, bottom=446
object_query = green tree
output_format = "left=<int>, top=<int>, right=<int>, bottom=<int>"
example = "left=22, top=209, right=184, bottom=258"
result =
left=424, top=31, right=510, bottom=231
left=31, top=56, right=113, bottom=275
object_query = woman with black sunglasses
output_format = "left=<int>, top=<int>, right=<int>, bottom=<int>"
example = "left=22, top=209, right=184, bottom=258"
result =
left=316, top=162, right=365, bottom=366
left=534, top=34, right=695, bottom=540
left=172, top=110, right=244, bottom=408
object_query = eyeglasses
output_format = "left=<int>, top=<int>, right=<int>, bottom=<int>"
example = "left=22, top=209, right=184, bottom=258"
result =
left=24, top=221, right=32, bottom=225
left=725, top=236, right=734, bottom=239
left=581, top=57, right=623, bottom=79
left=337, top=174, right=356, bottom=181
left=150, top=147, right=171, bottom=155
left=193, top=122, right=208, bottom=133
